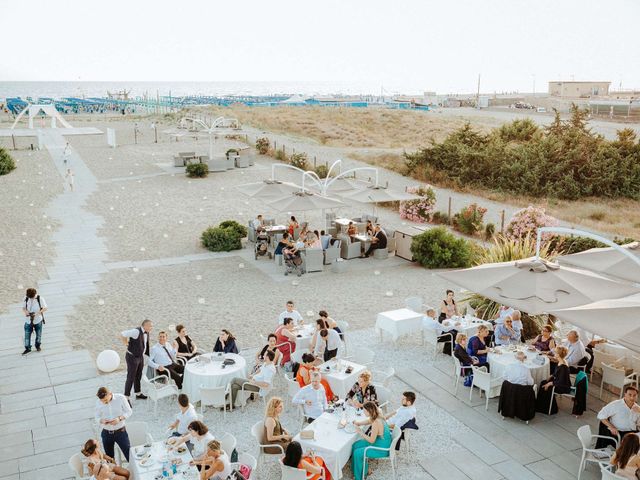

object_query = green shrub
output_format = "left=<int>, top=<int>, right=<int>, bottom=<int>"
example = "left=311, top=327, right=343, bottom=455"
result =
left=453, top=203, right=487, bottom=236
left=430, top=211, right=450, bottom=225
left=289, top=152, right=309, bottom=170
left=410, top=227, right=473, bottom=268
left=314, top=164, right=329, bottom=178
left=218, top=220, right=248, bottom=238
left=484, top=223, right=496, bottom=241
left=226, top=148, right=239, bottom=157
left=201, top=226, right=242, bottom=252
left=185, top=162, right=208, bottom=178
left=555, top=235, right=636, bottom=255
left=274, top=149, right=288, bottom=162
left=255, top=137, right=270, bottom=154
left=0, top=148, right=16, bottom=176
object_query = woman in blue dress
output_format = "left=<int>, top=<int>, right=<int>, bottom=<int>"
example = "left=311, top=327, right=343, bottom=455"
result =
left=466, top=325, right=491, bottom=371
left=351, top=401, right=392, bottom=479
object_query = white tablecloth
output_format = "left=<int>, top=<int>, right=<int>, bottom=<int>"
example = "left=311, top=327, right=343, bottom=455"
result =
left=442, top=316, right=493, bottom=338
left=294, top=410, right=365, bottom=479
left=130, top=440, right=198, bottom=480
left=292, top=324, right=316, bottom=363
left=182, top=353, right=247, bottom=403
left=318, top=359, right=366, bottom=399
left=487, top=348, right=550, bottom=397
left=376, top=308, right=424, bottom=342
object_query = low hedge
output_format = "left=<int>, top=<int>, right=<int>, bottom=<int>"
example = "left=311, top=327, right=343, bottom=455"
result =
left=186, top=162, right=208, bottom=178
left=410, top=227, right=474, bottom=268
left=0, top=148, right=16, bottom=176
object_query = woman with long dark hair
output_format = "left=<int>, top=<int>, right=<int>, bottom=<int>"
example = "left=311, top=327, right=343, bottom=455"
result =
left=173, top=324, right=199, bottom=360
left=611, top=433, right=640, bottom=478
left=282, top=441, right=331, bottom=480
left=213, top=329, right=238, bottom=354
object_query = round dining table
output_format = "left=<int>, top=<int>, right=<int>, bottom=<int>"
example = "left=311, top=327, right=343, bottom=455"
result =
left=487, top=346, right=550, bottom=396
left=182, top=353, right=247, bottom=403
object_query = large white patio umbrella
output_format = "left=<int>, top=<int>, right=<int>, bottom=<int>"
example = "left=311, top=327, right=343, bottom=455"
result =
left=340, top=185, right=420, bottom=215
left=550, top=293, right=640, bottom=351
left=438, top=257, right=640, bottom=315
left=558, top=242, right=640, bottom=284
left=266, top=191, right=345, bottom=212
left=236, top=180, right=302, bottom=200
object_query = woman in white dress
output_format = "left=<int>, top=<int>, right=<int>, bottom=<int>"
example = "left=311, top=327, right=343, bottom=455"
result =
left=199, top=440, right=231, bottom=480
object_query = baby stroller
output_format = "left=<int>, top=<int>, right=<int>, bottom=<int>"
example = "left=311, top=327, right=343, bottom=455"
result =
left=283, top=248, right=304, bottom=276
left=254, top=230, right=272, bottom=260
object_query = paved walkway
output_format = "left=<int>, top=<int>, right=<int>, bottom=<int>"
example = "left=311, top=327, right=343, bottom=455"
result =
left=0, top=129, right=106, bottom=480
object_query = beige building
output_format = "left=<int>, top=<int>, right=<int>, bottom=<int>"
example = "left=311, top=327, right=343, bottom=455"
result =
left=548, top=81, right=610, bottom=97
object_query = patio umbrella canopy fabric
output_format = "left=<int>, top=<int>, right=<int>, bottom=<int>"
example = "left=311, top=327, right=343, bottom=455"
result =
left=266, top=191, right=344, bottom=212
left=438, top=257, right=640, bottom=315
left=341, top=185, right=420, bottom=203
left=550, top=293, right=640, bottom=352
left=236, top=180, right=302, bottom=200
left=557, top=242, right=640, bottom=284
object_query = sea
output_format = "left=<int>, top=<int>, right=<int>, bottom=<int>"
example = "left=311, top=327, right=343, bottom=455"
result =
left=0, top=81, right=428, bottom=100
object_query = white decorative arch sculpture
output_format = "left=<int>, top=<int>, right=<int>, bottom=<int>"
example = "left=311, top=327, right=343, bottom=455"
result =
left=11, top=104, right=73, bottom=130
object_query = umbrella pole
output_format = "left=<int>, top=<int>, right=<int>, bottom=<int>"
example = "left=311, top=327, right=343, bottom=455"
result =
left=209, top=132, right=214, bottom=160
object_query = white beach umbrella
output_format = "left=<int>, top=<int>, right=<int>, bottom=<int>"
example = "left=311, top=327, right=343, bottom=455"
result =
left=550, top=293, right=640, bottom=352
left=340, top=185, right=420, bottom=215
left=266, top=191, right=344, bottom=212
left=558, top=242, right=640, bottom=284
left=437, top=257, right=640, bottom=315
left=323, top=177, right=371, bottom=193
left=236, top=180, right=302, bottom=200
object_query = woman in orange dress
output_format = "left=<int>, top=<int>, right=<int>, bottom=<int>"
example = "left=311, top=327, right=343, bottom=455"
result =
left=296, top=353, right=336, bottom=401
left=282, top=441, right=331, bottom=480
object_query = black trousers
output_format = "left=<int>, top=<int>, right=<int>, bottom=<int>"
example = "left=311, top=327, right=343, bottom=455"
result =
left=365, top=244, right=382, bottom=256
left=124, top=353, right=144, bottom=396
left=157, top=363, right=184, bottom=389
left=595, top=421, right=636, bottom=449
left=101, top=427, right=131, bottom=461
left=438, top=330, right=457, bottom=356
left=324, top=348, right=338, bottom=362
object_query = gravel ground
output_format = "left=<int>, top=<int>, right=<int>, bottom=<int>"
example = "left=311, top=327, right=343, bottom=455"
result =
left=0, top=147, right=61, bottom=311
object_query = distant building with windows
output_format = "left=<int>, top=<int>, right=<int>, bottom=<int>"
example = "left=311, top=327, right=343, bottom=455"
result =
left=548, top=81, right=610, bottom=98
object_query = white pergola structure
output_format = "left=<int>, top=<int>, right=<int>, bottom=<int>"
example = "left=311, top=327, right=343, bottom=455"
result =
left=11, top=104, right=73, bottom=129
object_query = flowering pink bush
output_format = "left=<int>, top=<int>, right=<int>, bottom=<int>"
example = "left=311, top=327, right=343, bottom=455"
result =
left=506, top=206, right=559, bottom=240
left=399, top=185, right=436, bottom=223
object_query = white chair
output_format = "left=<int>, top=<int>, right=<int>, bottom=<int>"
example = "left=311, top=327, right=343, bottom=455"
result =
left=404, top=296, right=424, bottom=313
left=591, top=350, right=621, bottom=383
left=361, top=426, right=402, bottom=480
left=127, top=421, right=154, bottom=446
left=600, top=363, right=638, bottom=399
left=280, top=459, right=325, bottom=479
left=219, top=432, right=237, bottom=458
left=68, top=453, right=91, bottom=480
left=469, top=366, right=503, bottom=410
left=373, top=383, right=391, bottom=413
left=452, top=355, right=473, bottom=395
left=424, top=328, right=453, bottom=359
left=547, top=385, right=576, bottom=415
left=600, top=464, right=629, bottom=479
left=336, top=320, right=349, bottom=355
left=200, top=383, right=233, bottom=416
left=577, top=425, right=618, bottom=480
left=350, top=347, right=375, bottom=366
left=251, top=421, right=285, bottom=470
left=230, top=452, right=258, bottom=479
left=370, top=366, right=395, bottom=387
left=141, top=374, right=179, bottom=414
left=284, top=373, right=301, bottom=405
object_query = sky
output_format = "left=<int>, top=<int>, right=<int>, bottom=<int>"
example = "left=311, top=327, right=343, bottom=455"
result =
left=1, top=0, right=639, bottom=94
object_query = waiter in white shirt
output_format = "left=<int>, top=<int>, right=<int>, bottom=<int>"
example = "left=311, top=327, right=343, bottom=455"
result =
left=149, top=331, right=184, bottom=389
left=120, top=319, right=153, bottom=401
left=278, top=300, right=303, bottom=326
left=504, top=352, right=534, bottom=386
left=95, top=386, right=133, bottom=461
left=319, top=328, right=341, bottom=361
left=292, top=372, right=327, bottom=422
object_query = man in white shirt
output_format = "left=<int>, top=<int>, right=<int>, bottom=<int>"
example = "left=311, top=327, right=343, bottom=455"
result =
left=596, top=385, right=640, bottom=448
left=319, top=328, right=341, bottom=361
left=278, top=300, right=304, bottom=326
left=95, top=386, right=133, bottom=461
left=251, top=214, right=264, bottom=232
left=22, top=287, right=47, bottom=355
left=230, top=350, right=276, bottom=407
left=504, top=352, right=534, bottom=386
left=564, top=330, right=589, bottom=373
left=385, top=391, right=418, bottom=450
left=168, top=394, right=198, bottom=437
left=423, top=308, right=456, bottom=355
left=494, top=305, right=514, bottom=325
left=149, top=331, right=184, bottom=389
left=120, top=319, right=153, bottom=400
left=292, top=372, right=327, bottom=422
left=511, top=310, right=523, bottom=339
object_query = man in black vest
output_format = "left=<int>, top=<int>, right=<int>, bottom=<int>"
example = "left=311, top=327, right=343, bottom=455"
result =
left=363, top=224, right=388, bottom=257
left=120, top=319, right=153, bottom=401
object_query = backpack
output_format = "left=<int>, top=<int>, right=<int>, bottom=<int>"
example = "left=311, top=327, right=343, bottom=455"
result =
left=25, top=295, right=45, bottom=324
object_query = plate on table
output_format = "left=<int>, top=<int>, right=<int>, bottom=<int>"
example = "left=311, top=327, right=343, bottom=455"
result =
left=344, top=423, right=356, bottom=434
left=139, top=456, right=155, bottom=467
left=177, top=447, right=187, bottom=454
